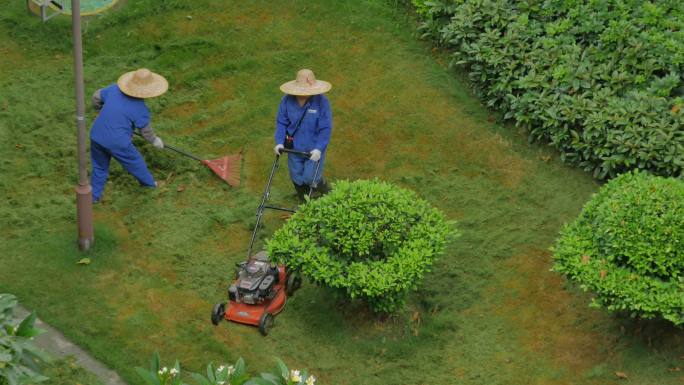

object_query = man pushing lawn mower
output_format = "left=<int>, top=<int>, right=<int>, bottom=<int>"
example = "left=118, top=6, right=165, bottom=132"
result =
left=210, top=70, right=334, bottom=335
left=90, top=68, right=168, bottom=202
left=274, top=69, right=333, bottom=200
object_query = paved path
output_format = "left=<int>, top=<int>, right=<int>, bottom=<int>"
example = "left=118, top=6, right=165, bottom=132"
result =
left=14, top=306, right=128, bottom=385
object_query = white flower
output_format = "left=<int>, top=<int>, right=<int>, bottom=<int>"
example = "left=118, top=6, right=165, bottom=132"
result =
left=290, top=369, right=302, bottom=382
left=217, top=382, right=225, bottom=385
left=158, top=367, right=168, bottom=375
left=170, top=368, right=179, bottom=376
left=12, top=326, right=18, bottom=334
left=217, top=364, right=234, bottom=376
left=306, top=375, right=316, bottom=385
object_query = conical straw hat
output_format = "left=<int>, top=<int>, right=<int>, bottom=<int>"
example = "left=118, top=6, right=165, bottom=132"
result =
left=280, top=69, right=331, bottom=96
left=118, top=68, right=168, bottom=99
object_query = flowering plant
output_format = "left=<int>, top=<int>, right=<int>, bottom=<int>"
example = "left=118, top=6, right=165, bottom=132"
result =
left=244, top=359, right=316, bottom=385
left=191, top=359, right=247, bottom=385
left=137, top=355, right=319, bottom=385
left=135, top=353, right=185, bottom=385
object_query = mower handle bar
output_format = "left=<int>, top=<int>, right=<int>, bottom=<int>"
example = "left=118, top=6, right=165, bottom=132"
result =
left=278, top=148, right=311, bottom=157
left=246, top=152, right=321, bottom=259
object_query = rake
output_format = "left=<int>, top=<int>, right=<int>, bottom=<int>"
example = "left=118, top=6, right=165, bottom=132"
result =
left=136, top=133, right=241, bottom=187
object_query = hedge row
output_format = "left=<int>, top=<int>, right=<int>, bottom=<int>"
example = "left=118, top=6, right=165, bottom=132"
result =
left=411, top=0, right=684, bottom=178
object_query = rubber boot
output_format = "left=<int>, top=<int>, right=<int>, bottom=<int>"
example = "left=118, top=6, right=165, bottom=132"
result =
left=315, top=180, right=331, bottom=196
left=293, top=183, right=308, bottom=201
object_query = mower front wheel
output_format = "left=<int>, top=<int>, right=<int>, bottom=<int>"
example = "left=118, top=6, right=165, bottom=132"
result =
left=258, top=312, right=274, bottom=336
left=285, top=274, right=302, bottom=296
left=211, top=303, right=225, bottom=326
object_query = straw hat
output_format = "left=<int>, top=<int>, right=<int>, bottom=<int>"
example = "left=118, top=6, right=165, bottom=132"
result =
left=280, top=69, right=332, bottom=96
left=117, top=68, right=168, bottom=99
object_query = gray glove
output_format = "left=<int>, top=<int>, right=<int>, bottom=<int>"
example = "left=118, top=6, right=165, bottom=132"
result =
left=92, top=89, right=104, bottom=111
left=139, top=124, right=160, bottom=146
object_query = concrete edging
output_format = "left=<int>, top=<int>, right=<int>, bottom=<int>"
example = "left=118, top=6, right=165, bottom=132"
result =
left=14, top=306, right=128, bottom=385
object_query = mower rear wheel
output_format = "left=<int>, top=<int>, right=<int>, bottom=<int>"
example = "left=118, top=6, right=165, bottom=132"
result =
left=258, top=312, right=274, bottom=336
left=211, top=303, right=225, bottom=326
left=285, top=274, right=302, bottom=296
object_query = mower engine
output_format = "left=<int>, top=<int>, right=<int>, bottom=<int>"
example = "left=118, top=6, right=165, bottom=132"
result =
left=228, top=253, right=279, bottom=305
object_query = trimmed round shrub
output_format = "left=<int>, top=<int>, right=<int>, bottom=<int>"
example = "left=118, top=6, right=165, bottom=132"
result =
left=266, top=179, right=456, bottom=313
left=553, top=171, right=684, bottom=324
left=411, top=0, right=684, bottom=179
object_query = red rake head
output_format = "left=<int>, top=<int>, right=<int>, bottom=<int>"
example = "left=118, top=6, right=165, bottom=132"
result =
left=202, top=154, right=242, bottom=187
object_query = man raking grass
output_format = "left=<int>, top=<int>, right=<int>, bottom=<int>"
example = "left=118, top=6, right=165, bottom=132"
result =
left=90, top=69, right=241, bottom=202
left=90, top=68, right=167, bottom=202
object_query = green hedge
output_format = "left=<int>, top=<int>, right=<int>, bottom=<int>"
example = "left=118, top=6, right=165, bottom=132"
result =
left=411, top=0, right=684, bottom=179
left=552, top=171, right=684, bottom=324
left=266, top=180, right=456, bottom=313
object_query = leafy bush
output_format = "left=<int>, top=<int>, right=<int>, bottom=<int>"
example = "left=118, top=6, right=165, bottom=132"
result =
left=0, top=294, right=48, bottom=385
left=553, top=171, right=684, bottom=324
left=411, top=0, right=684, bottom=179
left=267, top=179, right=456, bottom=313
left=137, top=353, right=318, bottom=385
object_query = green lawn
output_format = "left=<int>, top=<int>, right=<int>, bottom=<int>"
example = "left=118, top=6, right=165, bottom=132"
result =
left=44, top=357, right=103, bottom=385
left=1, top=1, right=683, bottom=384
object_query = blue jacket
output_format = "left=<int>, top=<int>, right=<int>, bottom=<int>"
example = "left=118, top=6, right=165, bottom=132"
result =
left=274, top=94, right=332, bottom=153
left=90, top=84, right=150, bottom=149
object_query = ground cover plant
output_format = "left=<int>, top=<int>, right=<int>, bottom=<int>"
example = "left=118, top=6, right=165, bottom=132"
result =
left=0, top=294, right=47, bottom=385
left=553, top=171, right=684, bottom=324
left=2, top=0, right=684, bottom=384
left=268, top=180, right=455, bottom=313
left=0, top=294, right=101, bottom=385
left=411, top=0, right=684, bottom=178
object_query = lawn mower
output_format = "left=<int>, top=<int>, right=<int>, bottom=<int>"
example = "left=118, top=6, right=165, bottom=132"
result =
left=211, top=148, right=320, bottom=336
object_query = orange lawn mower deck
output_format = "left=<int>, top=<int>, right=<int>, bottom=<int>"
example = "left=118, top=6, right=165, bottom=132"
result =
left=212, top=251, right=301, bottom=335
left=211, top=148, right=318, bottom=336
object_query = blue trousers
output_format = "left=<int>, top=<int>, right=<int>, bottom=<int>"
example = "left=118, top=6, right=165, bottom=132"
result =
left=287, top=152, right=324, bottom=186
left=91, top=140, right=155, bottom=201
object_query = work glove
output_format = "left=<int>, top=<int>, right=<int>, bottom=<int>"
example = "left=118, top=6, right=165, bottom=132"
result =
left=310, top=149, right=321, bottom=162
left=153, top=137, right=164, bottom=149
left=274, top=144, right=284, bottom=156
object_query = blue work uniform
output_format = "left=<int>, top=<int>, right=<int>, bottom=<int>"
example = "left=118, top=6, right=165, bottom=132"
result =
left=274, top=94, right=332, bottom=186
left=90, top=84, right=156, bottom=201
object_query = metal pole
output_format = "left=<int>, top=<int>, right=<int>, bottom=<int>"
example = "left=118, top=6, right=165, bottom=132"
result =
left=72, top=0, right=94, bottom=251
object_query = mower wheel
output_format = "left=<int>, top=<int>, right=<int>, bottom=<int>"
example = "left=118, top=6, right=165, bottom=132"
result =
left=211, top=303, right=225, bottom=326
left=285, top=274, right=302, bottom=296
left=258, top=312, right=274, bottom=336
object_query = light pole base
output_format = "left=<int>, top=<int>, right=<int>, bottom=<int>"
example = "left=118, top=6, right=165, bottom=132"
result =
left=76, top=184, right=94, bottom=251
